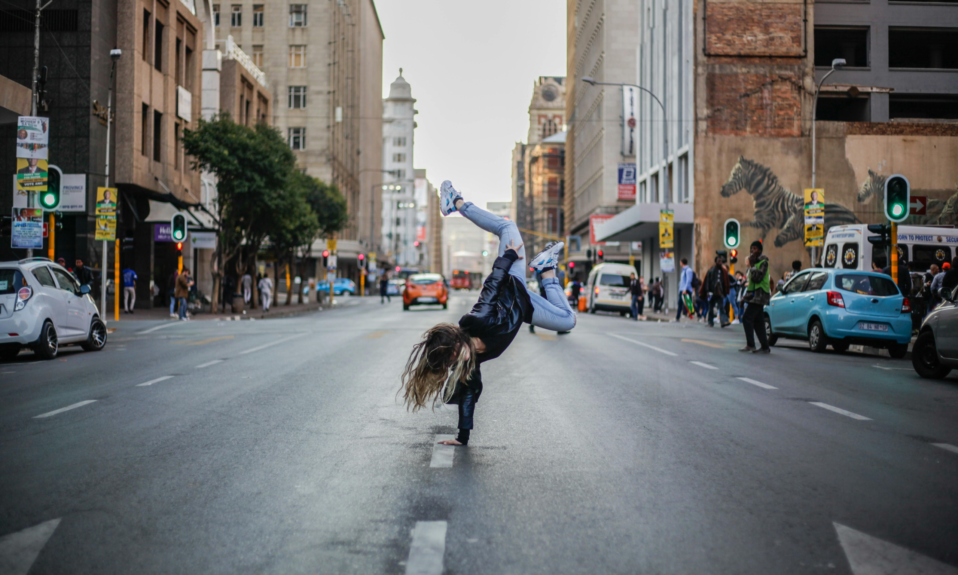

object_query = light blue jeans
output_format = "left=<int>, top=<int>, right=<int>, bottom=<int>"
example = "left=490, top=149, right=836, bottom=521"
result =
left=459, top=202, right=576, bottom=332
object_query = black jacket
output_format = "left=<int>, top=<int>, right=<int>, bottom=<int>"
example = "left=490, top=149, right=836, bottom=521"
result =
left=458, top=250, right=532, bottom=351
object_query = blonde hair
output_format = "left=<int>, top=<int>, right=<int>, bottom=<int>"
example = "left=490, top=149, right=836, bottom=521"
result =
left=400, top=323, right=476, bottom=412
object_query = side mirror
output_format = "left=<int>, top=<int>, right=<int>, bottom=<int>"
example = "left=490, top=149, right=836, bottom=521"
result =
left=80, top=284, right=91, bottom=294
left=946, top=286, right=958, bottom=303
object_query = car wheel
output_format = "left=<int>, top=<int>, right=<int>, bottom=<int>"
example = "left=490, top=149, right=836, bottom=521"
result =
left=911, top=331, right=951, bottom=379
left=764, top=314, right=778, bottom=346
left=35, top=321, right=58, bottom=360
left=442, top=303, right=448, bottom=310
left=888, top=342, right=908, bottom=360
left=831, top=340, right=850, bottom=353
left=620, top=311, right=627, bottom=317
left=81, top=318, right=107, bottom=352
left=403, top=303, right=409, bottom=311
left=808, top=319, right=827, bottom=353
left=0, top=345, right=20, bottom=362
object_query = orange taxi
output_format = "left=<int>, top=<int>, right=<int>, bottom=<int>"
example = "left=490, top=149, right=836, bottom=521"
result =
left=403, top=273, right=448, bottom=311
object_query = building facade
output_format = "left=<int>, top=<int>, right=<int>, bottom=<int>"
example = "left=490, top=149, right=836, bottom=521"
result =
left=381, top=72, right=416, bottom=266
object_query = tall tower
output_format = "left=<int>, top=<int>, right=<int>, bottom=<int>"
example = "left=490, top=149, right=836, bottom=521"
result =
left=382, top=70, right=417, bottom=266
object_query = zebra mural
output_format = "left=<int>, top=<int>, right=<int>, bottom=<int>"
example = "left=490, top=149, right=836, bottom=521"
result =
left=857, top=170, right=958, bottom=226
left=720, top=156, right=860, bottom=248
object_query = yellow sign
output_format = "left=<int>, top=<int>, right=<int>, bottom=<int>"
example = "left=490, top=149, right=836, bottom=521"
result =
left=659, top=210, right=674, bottom=249
left=327, top=238, right=337, bottom=251
left=95, top=215, right=116, bottom=241
left=803, top=188, right=825, bottom=247
left=96, top=187, right=117, bottom=216
left=16, top=158, right=48, bottom=192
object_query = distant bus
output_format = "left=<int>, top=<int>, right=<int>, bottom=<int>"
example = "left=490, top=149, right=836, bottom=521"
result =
left=450, top=270, right=477, bottom=290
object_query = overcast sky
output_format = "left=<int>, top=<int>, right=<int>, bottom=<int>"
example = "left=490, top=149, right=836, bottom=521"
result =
left=375, top=0, right=566, bottom=208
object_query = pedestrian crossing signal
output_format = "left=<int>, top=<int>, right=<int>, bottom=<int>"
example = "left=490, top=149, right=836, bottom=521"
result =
left=724, top=218, right=740, bottom=249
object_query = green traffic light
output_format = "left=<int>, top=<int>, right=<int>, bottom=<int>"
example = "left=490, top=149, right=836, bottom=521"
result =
left=41, top=193, right=56, bottom=207
left=891, top=204, right=904, bottom=217
left=728, top=236, right=737, bottom=246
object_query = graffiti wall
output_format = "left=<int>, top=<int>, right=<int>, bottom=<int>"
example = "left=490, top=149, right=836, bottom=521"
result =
left=694, top=130, right=958, bottom=281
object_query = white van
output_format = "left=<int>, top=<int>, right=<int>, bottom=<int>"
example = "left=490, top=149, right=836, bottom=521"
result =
left=585, top=262, right=637, bottom=315
left=822, top=225, right=958, bottom=273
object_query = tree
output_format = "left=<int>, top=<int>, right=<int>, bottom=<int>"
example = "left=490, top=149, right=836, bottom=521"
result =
left=182, top=116, right=297, bottom=311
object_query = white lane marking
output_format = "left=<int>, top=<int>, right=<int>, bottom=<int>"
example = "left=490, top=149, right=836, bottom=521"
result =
left=238, top=334, right=302, bottom=355
left=136, top=376, right=174, bottom=387
left=196, top=360, right=223, bottom=369
left=932, top=443, right=958, bottom=455
left=809, top=402, right=871, bottom=421
left=834, top=522, right=958, bottom=575
left=34, top=400, right=97, bottom=419
left=405, top=521, right=447, bottom=575
left=690, top=361, right=718, bottom=370
left=0, top=517, right=61, bottom=575
left=609, top=334, right=677, bottom=356
left=430, top=435, right=456, bottom=468
left=872, top=364, right=913, bottom=371
left=136, top=322, right=181, bottom=334
left=737, top=377, right=777, bottom=390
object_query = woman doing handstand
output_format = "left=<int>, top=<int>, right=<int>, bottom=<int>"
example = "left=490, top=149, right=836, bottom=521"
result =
left=400, top=181, right=577, bottom=446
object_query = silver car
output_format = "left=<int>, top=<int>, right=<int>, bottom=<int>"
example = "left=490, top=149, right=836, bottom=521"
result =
left=0, top=258, right=107, bottom=361
left=912, top=284, right=958, bottom=379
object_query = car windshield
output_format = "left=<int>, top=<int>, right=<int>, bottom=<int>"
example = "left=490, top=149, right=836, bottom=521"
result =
left=600, top=274, right=631, bottom=287
left=835, top=273, right=900, bottom=296
left=410, top=275, right=442, bottom=285
left=0, top=269, right=21, bottom=294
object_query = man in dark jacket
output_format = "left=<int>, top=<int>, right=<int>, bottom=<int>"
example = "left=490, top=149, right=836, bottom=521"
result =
left=700, top=256, right=731, bottom=328
left=628, top=273, right=644, bottom=320
left=74, top=259, right=94, bottom=287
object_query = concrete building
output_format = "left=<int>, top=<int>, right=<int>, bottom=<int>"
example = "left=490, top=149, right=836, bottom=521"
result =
left=382, top=72, right=417, bottom=267
left=426, top=174, right=442, bottom=275
left=413, top=168, right=440, bottom=272
left=210, top=0, right=384, bottom=283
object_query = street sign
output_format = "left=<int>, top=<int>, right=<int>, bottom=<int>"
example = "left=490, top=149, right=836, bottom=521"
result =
left=328, top=255, right=338, bottom=270
left=327, top=238, right=337, bottom=251
left=909, top=195, right=927, bottom=216
left=659, top=210, right=674, bottom=249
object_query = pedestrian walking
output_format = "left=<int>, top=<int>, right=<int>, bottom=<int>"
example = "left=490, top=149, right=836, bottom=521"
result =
left=629, top=273, right=645, bottom=320
left=570, top=277, right=582, bottom=307
left=241, top=272, right=253, bottom=304
left=650, top=277, right=663, bottom=312
left=122, top=266, right=137, bottom=314
left=674, top=259, right=694, bottom=321
left=740, top=241, right=771, bottom=353
left=74, top=259, right=94, bottom=287
left=727, top=271, right=743, bottom=323
left=940, top=258, right=958, bottom=297
left=168, top=268, right=180, bottom=317
left=700, top=256, right=731, bottom=327
left=379, top=271, right=391, bottom=304
left=221, top=274, right=235, bottom=313
left=783, top=260, right=802, bottom=283
left=175, top=268, right=193, bottom=321
left=258, top=274, right=273, bottom=312
left=400, top=181, right=577, bottom=447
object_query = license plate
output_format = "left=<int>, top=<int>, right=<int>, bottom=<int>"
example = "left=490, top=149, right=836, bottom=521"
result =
left=418, top=297, right=437, bottom=303
left=859, top=322, right=888, bottom=332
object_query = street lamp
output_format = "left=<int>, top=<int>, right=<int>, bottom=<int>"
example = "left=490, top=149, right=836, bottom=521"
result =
left=810, top=58, right=844, bottom=267
left=582, top=76, right=670, bottom=208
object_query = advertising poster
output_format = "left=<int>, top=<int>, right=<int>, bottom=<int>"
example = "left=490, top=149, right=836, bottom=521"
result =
left=659, top=250, right=675, bottom=273
left=95, top=187, right=118, bottom=241
left=16, top=116, right=49, bottom=159
left=59, top=174, right=87, bottom=212
left=12, top=208, right=44, bottom=249
left=16, top=158, right=48, bottom=192
left=804, top=188, right=825, bottom=247
left=617, top=163, right=636, bottom=201
left=95, top=216, right=116, bottom=241
left=190, top=231, right=217, bottom=250
left=659, top=209, right=674, bottom=249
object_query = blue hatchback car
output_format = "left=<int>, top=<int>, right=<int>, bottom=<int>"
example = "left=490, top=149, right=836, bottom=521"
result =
left=765, top=268, right=912, bottom=357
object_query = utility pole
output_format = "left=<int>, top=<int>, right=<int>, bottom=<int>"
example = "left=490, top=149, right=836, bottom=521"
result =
left=26, top=0, right=44, bottom=257
left=101, top=50, right=121, bottom=320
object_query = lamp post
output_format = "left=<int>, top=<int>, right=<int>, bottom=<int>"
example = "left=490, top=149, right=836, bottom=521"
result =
left=582, top=77, right=670, bottom=208
left=810, top=58, right=845, bottom=266
left=101, top=48, right=121, bottom=321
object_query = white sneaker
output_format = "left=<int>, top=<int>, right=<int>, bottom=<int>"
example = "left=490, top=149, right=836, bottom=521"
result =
left=440, top=180, right=462, bottom=216
left=529, top=241, right=564, bottom=272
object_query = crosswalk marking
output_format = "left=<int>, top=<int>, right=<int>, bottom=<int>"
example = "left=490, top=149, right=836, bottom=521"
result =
left=405, top=521, right=447, bottom=575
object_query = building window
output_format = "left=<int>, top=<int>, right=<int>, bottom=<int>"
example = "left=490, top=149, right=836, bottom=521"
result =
left=153, top=110, right=163, bottom=162
left=141, top=103, right=149, bottom=157
left=252, top=4, right=263, bottom=27
left=288, top=45, right=306, bottom=68
left=154, top=20, right=164, bottom=71
left=817, top=95, right=870, bottom=121
left=230, top=4, right=241, bottom=27
left=890, top=94, right=958, bottom=120
left=393, top=153, right=406, bottom=162
left=289, top=4, right=307, bottom=26
left=394, top=169, right=405, bottom=180
left=185, top=46, right=194, bottom=91
left=889, top=28, right=958, bottom=69
left=142, top=10, right=150, bottom=60
left=251, top=45, right=263, bottom=68
left=174, top=123, right=181, bottom=170
left=288, top=86, right=307, bottom=109
left=393, top=136, right=406, bottom=147
left=212, top=4, right=219, bottom=26
left=175, top=38, right=182, bottom=84
left=289, top=127, right=306, bottom=150
left=815, top=27, right=868, bottom=68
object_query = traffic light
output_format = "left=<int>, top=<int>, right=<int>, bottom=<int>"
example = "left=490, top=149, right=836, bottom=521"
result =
left=867, top=223, right=891, bottom=250
left=171, top=212, right=188, bottom=242
left=395, top=266, right=401, bottom=273
left=322, top=249, right=330, bottom=267
left=568, top=261, right=575, bottom=269
left=723, top=218, right=740, bottom=249
left=358, top=253, right=365, bottom=268
left=414, top=241, right=420, bottom=248
left=883, top=175, right=910, bottom=222
left=597, top=250, right=604, bottom=260
left=729, top=249, right=738, bottom=264
left=482, top=250, right=489, bottom=257
left=176, top=242, right=183, bottom=254
left=40, top=165, right=61, bottom=210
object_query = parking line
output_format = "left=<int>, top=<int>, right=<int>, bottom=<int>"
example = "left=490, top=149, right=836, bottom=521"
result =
left=932, top=443, right=958, bottom=455
left=430, top=435, right=456, bottom=468
left=609, top=334, right=677, bottom=357
left=136, top=376, right=174, bottom=387
left=405, top=521, right=447, bottom=575
left=737, top=377, right=777, bottom=390
left=682, top=338, right=724, bottom=349
left=238, top=334, right=302, bottom=355
left=690, top=361, right=718, bottom=370
left=34, top=400, right=97, bottom=419
left=809, top=402, right=871, bottom=421
left=136, top=323, right=181, bottom=335
left=196, top=360, right=223, bottom=369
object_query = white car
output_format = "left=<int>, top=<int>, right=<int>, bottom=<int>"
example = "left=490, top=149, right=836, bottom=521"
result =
left=0, top=258, right=107, bottom=361
left=585, top=262, right=637, bottom=316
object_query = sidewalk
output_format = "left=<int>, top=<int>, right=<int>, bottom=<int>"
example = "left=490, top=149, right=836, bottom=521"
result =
left=111, top=294, right=359, bottom=322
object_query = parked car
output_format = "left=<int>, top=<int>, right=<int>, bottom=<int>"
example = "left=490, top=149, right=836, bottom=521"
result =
left=912, top=285, right=958, bottom=379
left=585, top=262, right=636, bottom=316
left=765, top=268, right=912, bottom=357
left=0, top=257, right=107, bottom=361
left=403, top=273, right=448, bottom=311
left=316, top=278, right=356, bottom=296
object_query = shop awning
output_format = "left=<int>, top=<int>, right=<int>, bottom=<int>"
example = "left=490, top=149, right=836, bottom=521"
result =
left=594, top=202, right=694, bottom=242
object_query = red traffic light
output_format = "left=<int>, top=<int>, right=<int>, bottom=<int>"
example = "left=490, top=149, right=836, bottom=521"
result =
left=597, top=250, right=604, bottom=258
left=358, top=253, right=365, bottom=260
left=414, top=241, right=420, bottom=247
left=322, top=250, right=329, bottom=258
left=730, top=249, right=738, bottom=258
left=395, top=266, right=401, bottom=273
left=568, top=262, right=575, bottom=268
left=176, top=242, right=183, bottom=251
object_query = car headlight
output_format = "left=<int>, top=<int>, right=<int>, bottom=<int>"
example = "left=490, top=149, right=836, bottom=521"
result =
left=14, top=286, right=33, bottom=311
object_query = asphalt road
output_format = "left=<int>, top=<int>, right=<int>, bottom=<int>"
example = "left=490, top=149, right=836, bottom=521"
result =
left=1, top=292, right=957, bottom=575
